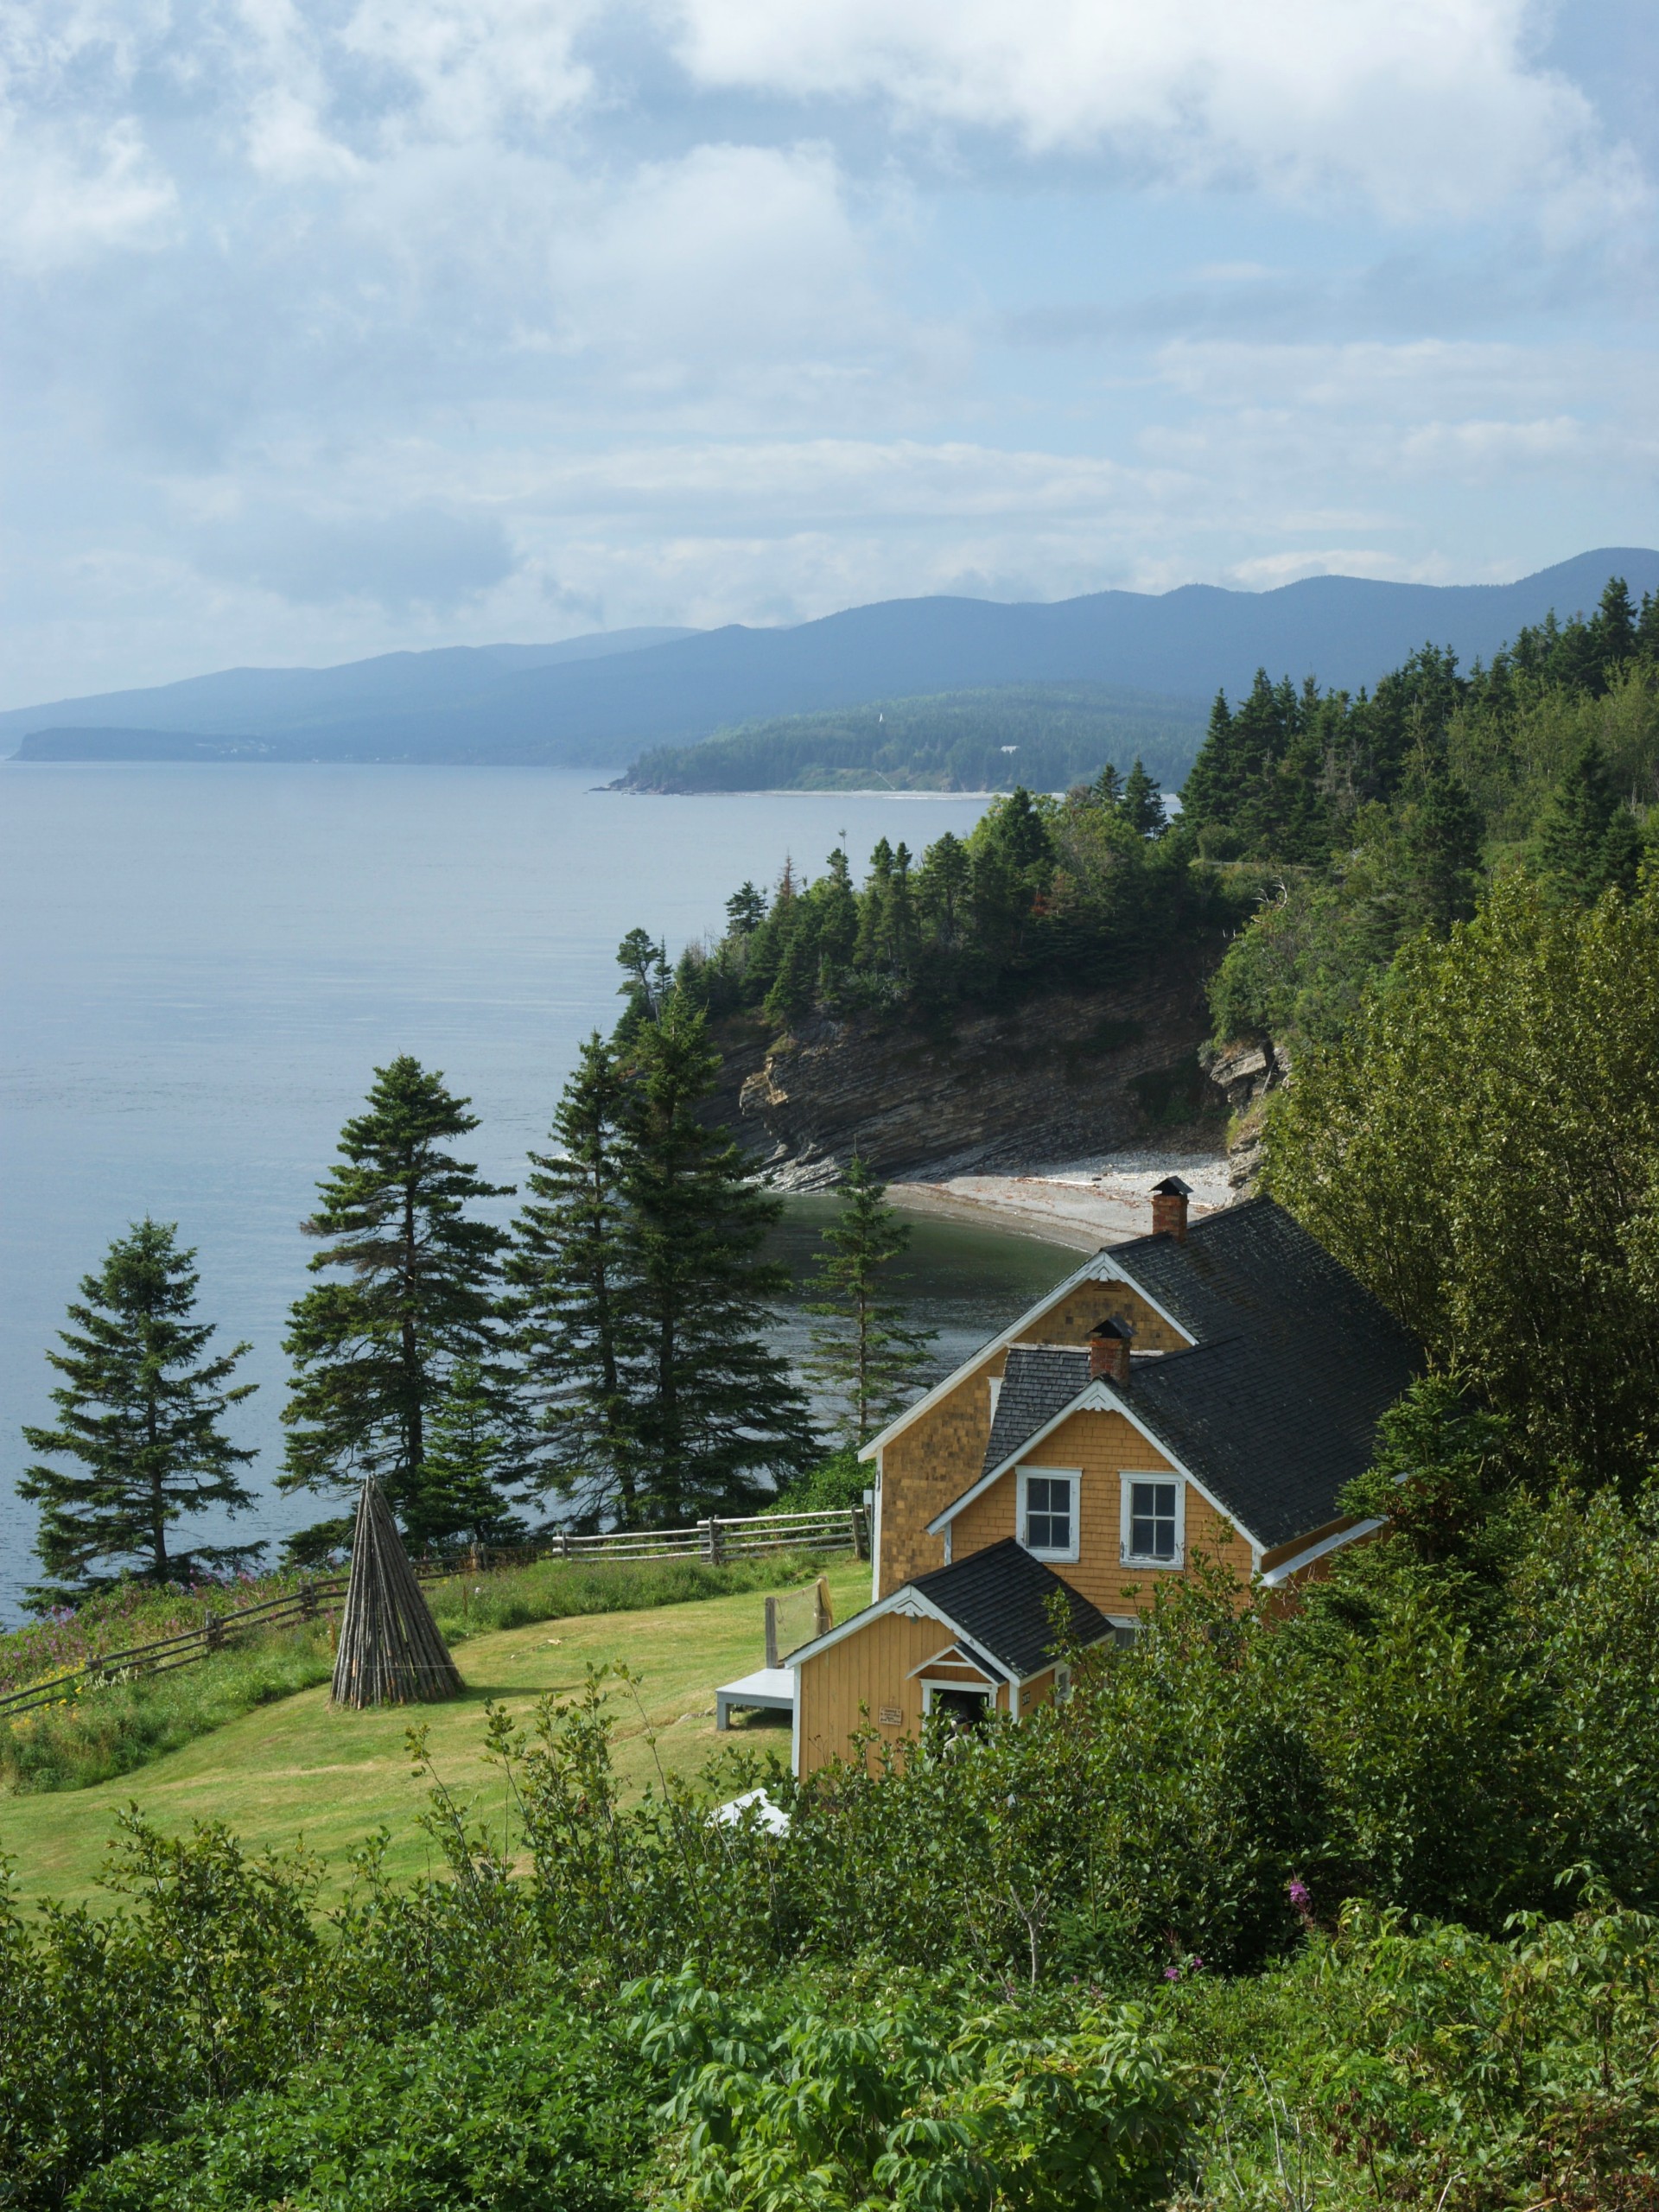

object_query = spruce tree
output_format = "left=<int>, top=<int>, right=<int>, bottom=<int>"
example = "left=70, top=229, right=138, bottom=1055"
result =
left=19, top=1219, right=258, bottom=1605
left=505, top=1033, right=644, bottom=1522
left=281, top=1058, right=512, bottom=1541
left=1119, top=758, right=1167, bottom=837
left=620, top=1001, right=818, bottom=1522
left=1536, top=738, right=1640, bottom=906
left=409, top=1361, right=528, bottom=1551
left=804, top=1155, right=936, bottom=1446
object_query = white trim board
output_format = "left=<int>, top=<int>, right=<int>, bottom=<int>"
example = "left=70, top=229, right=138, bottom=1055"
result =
left=1257, top=1516, right=1386, bottom=1587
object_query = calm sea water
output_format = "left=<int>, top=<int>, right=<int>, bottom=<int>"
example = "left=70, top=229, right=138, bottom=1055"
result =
left=0, top=766, right=1071, bottom=1622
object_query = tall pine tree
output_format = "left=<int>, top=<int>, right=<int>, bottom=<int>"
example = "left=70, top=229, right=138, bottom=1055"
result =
left=20, top=1219, right=258, bottom=1605
left=804, top=1155, right=935, bottom=1446
left=620, top=1000, right=819, bottom=1522
left=281, top=1058, right=512, bottom=1549
left=505, top=1033, right=643, bottom=1523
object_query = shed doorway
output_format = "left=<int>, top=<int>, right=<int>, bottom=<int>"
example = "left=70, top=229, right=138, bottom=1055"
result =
left=925, top=1685, right=992, bottom=1727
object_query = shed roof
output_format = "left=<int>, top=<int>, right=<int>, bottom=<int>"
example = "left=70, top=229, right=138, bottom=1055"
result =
left=909, top=1538, right=1113, bottom=1681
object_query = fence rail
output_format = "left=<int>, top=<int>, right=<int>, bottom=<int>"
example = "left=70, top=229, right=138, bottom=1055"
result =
left=0, top=1505, right=867, bottom=1721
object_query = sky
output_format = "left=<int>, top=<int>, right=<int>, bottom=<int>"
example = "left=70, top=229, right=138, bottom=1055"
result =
left=1, top=0, right=1656, bottom=705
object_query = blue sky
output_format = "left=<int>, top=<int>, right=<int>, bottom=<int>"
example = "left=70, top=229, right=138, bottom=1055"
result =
left=1, top=0, right=1655, bottom=702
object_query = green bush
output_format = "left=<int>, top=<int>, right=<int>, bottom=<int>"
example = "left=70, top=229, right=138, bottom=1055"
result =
left=73, top=2001, right=647, bottom=2212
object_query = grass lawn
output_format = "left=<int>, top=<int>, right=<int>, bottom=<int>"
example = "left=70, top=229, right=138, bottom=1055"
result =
left=0, top=1556, right=869, bottom=1911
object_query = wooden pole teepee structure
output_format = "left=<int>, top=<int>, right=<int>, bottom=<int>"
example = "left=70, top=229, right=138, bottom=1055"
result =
left=331, top=1479, right=464, bottom=1708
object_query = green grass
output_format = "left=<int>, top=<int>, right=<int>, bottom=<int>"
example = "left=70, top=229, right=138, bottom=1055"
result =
left=0, top=1554, right=870, bottom=1910
left=0, top=1550, right=836, bottom=1797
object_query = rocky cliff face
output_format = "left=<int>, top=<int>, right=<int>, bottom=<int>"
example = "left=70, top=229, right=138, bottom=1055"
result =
left=1199, top=1035, right=1293, bottom=1194
left=707, top=945, right=1229, bottom=1189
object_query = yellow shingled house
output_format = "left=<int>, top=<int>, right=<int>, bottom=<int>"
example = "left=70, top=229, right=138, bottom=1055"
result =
left=782, top=1180, right=1420, bottom=1778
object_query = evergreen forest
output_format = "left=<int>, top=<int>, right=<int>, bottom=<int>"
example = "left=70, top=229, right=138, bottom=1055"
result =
left=620, top=682, right=1208, bottom=795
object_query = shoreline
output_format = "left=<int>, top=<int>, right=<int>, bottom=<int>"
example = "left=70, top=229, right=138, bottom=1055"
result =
left=888, top=1153, right=1234, bottom=1254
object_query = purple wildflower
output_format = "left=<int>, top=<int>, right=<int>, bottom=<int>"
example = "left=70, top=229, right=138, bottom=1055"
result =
left=1164, top=1966, right=1180, bottom=1981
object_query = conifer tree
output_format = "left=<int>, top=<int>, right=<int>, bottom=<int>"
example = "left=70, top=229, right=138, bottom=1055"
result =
left=1536, top=738, right=1641, bottom=906
left=20, top=1219, right=258, bottom=1605
left=620, top=1001, right=818, bottom=1522
left=1119, top=758, right=1167, bottom=837
left=505, top=1033, right=644, bottom=1522
left=281, top=1058, right=512, bottom=1541
left=408, top=1360, right=528, bottom=1551
left=804, top=1155, right=936, bottom=1445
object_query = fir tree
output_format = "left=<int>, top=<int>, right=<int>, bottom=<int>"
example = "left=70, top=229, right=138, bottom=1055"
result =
left=620, top=1001, right=819, bottom=1522
left=725, top=882, right=766, bottom=935
left=505, top=1036, right=643, bottom=1522
left=1119, top=758, right=1167, bottom=837
left=19, top=1219, right=258, bottom=1605
left=1536, top=738, right=1640, bottom=906
left=804, top=1155, right=936, bottom=1445
left=281, top=1058, right=512, bottom=1541
left=916, top=830, right=969, bottom=948
left=762, top=921, right=817, bottom=1030
left=408, top=1360, right=528, bottom=1552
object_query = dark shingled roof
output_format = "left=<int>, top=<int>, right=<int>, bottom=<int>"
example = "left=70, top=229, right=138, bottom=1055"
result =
left=1104, top=1197, right=1421, bottom=1547
left=981, top=1345, right=1090, bottom=1481
left=950, top=1196, right=1420, bottom=1553
left=910, top=1538, right=1114, bottom=1680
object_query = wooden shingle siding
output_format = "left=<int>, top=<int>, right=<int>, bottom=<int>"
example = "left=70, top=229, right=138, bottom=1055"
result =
left=876, top=1281, right=1185, bottom=1597
left=797, top=1611, right=1009, bottom=1773
left=1015, top=1287, right=1187, bottom=1354
left=949, top=1408, right=1249, bottom=1615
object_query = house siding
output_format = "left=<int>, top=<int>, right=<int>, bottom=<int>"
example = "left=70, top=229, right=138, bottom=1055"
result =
left=796, top=1608, right=1011, bottom=1775
left=875, top=1280, right=1183, bottom=1598
left=949, top=1407, right=1249, bottom=1615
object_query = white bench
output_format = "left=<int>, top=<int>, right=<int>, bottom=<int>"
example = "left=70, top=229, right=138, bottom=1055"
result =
left=715, top=1666, right=795, bottom=1730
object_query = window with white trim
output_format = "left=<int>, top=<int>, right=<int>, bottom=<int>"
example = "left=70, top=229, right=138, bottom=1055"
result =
left=1121, top=1475, right=1183, bottom=1566
left=1018, top=1466, right=1079, bottom=1562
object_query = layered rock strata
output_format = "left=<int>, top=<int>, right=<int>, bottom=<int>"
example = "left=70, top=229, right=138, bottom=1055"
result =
left=706, top=947, right=1228, bottom=1190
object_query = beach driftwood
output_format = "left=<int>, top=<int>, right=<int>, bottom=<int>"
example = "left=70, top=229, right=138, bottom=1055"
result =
left=331, top=1479, right=464, bottom=1708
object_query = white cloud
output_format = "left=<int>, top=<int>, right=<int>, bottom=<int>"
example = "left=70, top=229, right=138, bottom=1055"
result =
left=669, top=0, right=1645, bottom=226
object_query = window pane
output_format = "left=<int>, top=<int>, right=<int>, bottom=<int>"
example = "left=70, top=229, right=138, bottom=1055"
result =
left=1025, top=1476, right=1072, bottom=1552
left=1129, top=1481, right=1177, bottom=1560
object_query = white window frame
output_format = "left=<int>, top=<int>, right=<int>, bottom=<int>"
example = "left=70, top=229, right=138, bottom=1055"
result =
left=1120, top=1472, right=1185, bottom=1568
left=1018, top=1465, right=1081, bottom=1564
left=921, top=1681, right=995, bottom=1719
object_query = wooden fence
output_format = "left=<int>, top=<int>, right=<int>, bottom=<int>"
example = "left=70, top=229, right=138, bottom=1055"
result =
left=0, top=1504, right=867, bottom=1722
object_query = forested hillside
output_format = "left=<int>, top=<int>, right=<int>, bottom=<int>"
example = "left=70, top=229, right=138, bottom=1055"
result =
left=1194, top=575, right=1659, bottom=1046
left=618, top=683, right=1205, bottom=793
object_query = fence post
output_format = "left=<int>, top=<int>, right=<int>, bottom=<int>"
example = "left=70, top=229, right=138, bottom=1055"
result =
left=765, top=1596, right=779, bottom=1670
left=813, top=1574, right=833, bottom=1640
left=203, top=1609, right=225, bottom=1653
left=851, top=1503, right=870, bottom=1560
left=300, top=1583, right=318, bottom=1622
left=709, top=1517, right=726, bottom=1565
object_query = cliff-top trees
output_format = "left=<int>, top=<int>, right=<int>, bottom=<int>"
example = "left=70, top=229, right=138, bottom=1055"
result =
left=19, top=1219, right=258, bottom=1605
left=281, top=1057, right=514, bottom=1553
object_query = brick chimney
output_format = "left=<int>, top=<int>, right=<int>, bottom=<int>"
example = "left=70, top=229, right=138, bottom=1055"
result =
left=1150, top=1174, right=1192, bottom=1243
left=1089, top=1318, right=1132, bottom=1386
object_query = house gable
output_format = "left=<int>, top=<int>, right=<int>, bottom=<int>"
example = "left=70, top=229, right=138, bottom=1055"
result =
left=868, top=1257, right=1192, bottom=1596
left=942, top=1403, right=1253, bottom=1613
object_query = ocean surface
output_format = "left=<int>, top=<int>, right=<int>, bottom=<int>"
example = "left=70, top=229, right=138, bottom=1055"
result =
left=0, top=765, right=1072, bottom=1623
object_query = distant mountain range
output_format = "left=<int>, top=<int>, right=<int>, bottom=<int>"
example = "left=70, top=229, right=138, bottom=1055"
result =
left=8, top=550, right=1657, bottom=772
